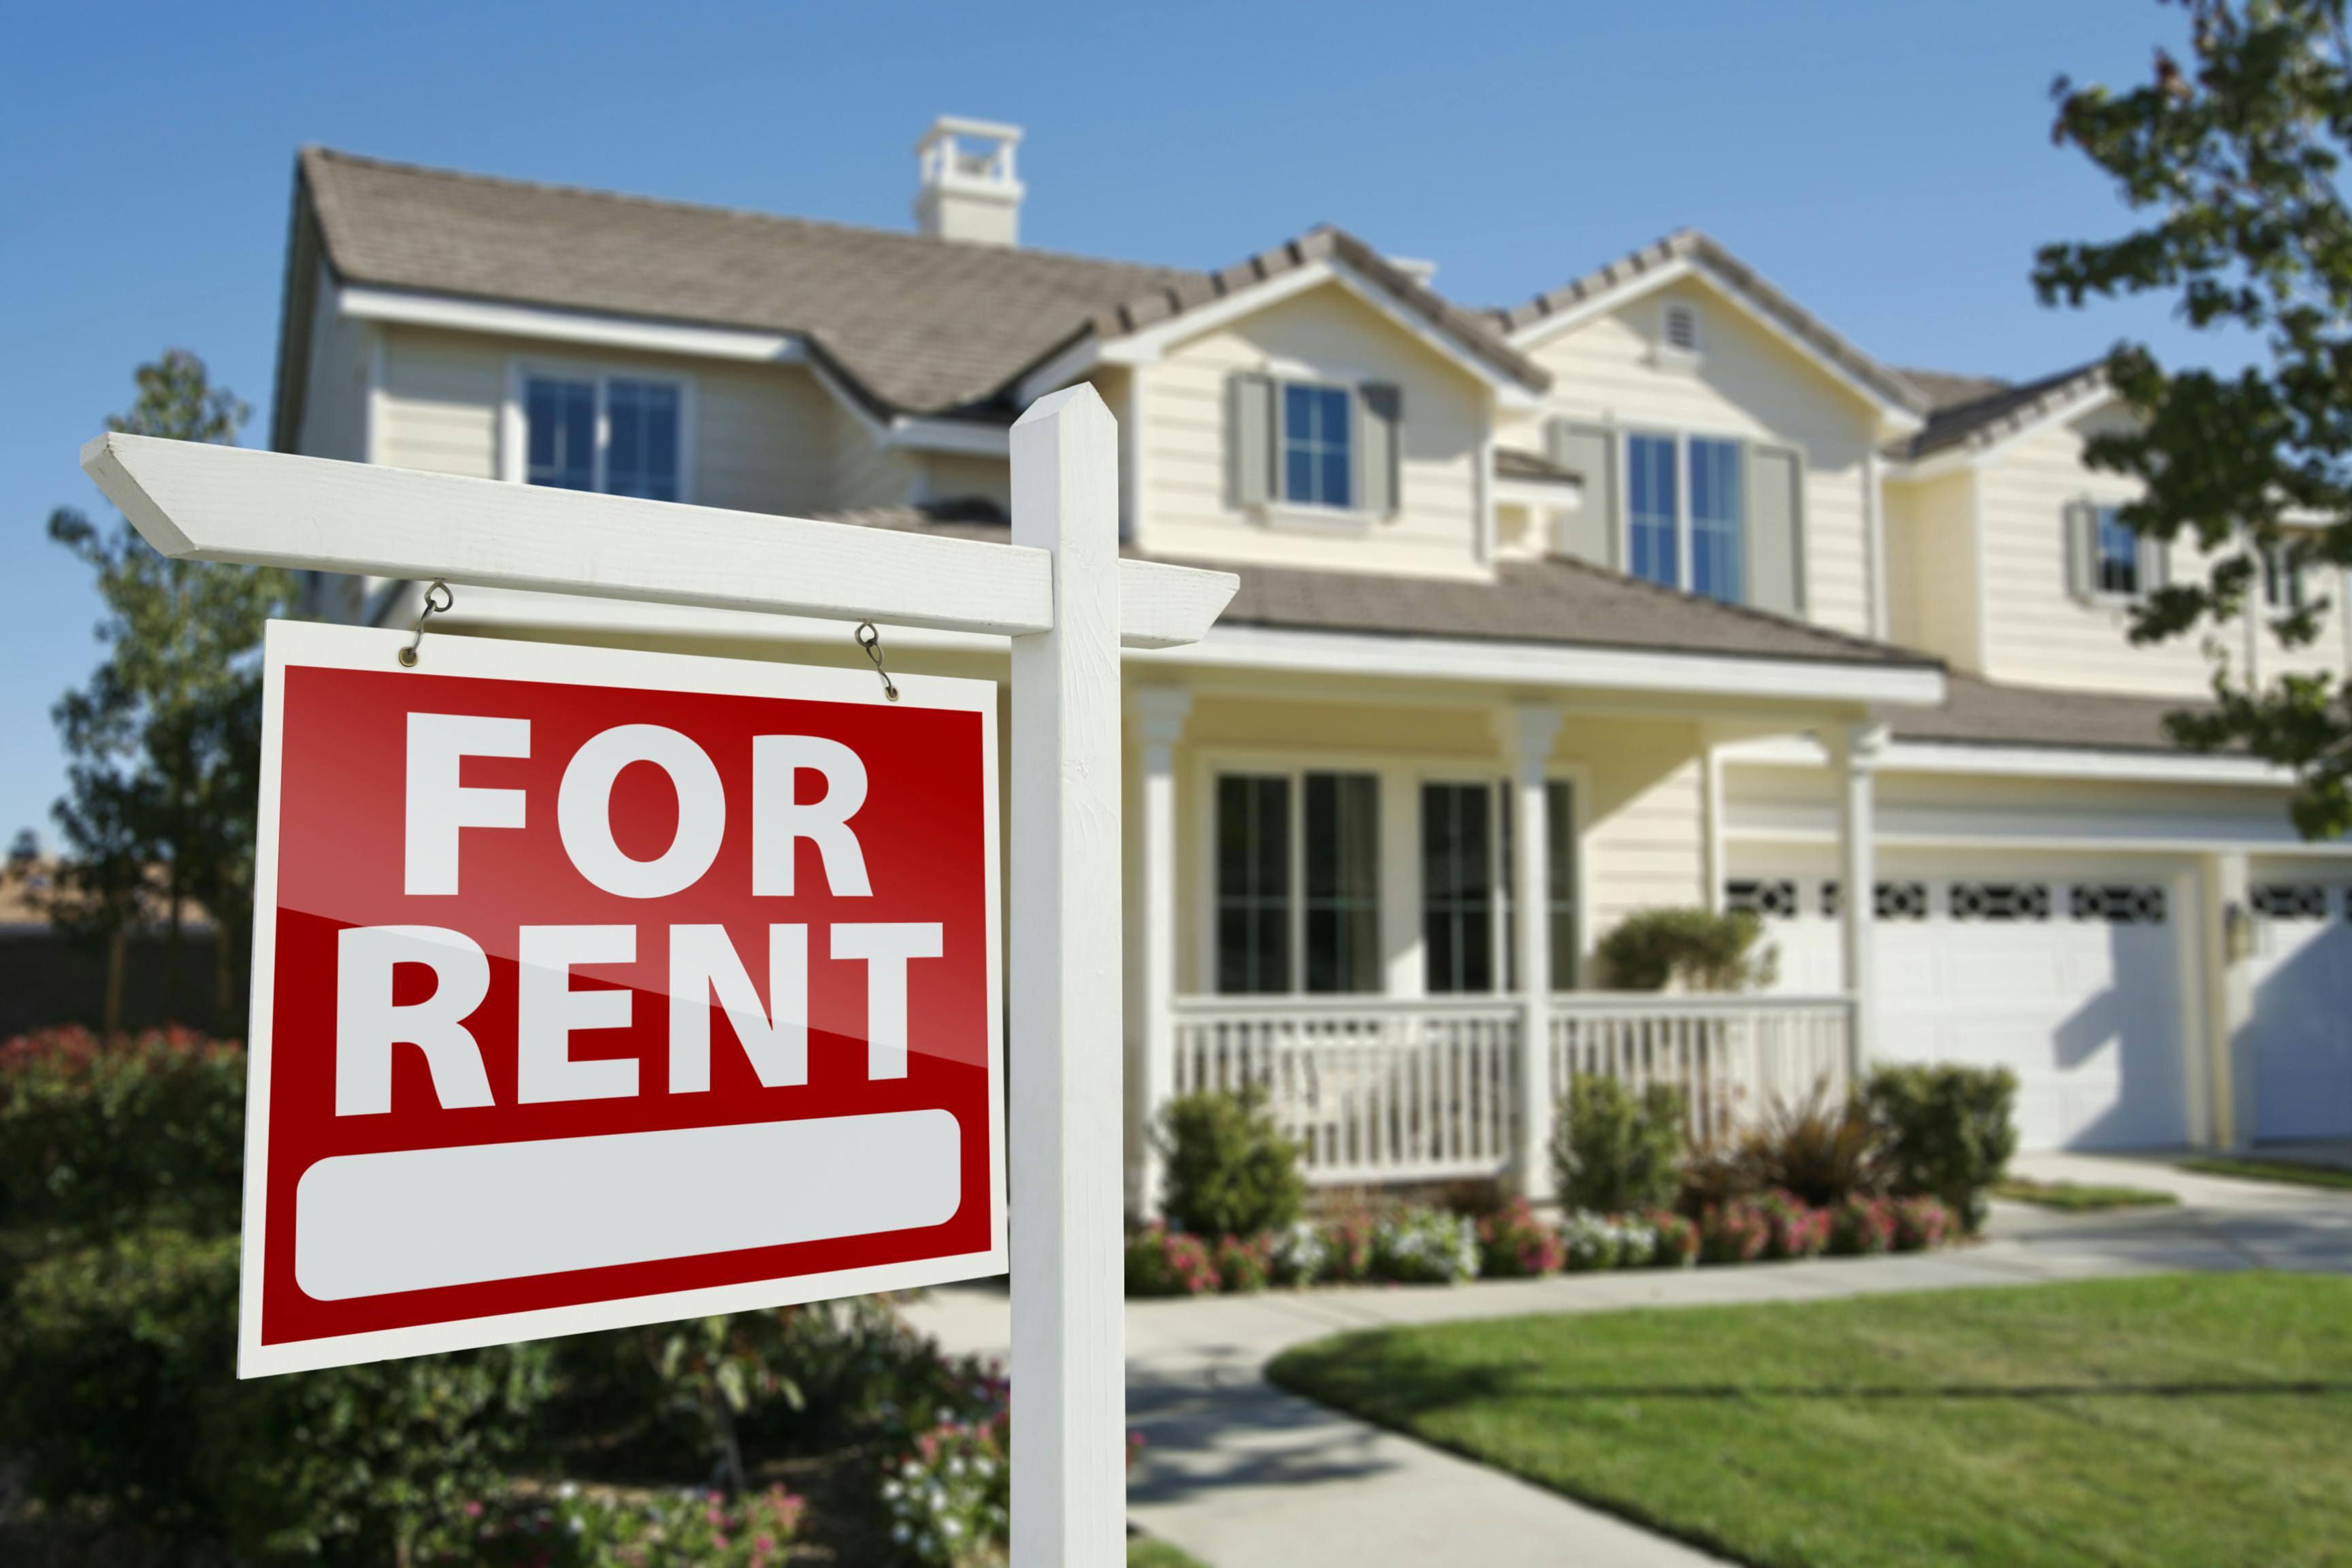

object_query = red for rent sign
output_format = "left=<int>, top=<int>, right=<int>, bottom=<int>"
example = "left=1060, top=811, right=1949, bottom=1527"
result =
left=239, top=623, right=1003, bottom=1375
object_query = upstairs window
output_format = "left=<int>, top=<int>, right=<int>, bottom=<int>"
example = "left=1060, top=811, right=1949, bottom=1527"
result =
left=1688, top=437, right=1745, bottom=603
left=522, top=372, right=684, bottom=502
left=1627, top=434, right=1680, bottom=588
left=1281, top=383, right=1354, bottom=510
left=2093, top=506, right=2140, bottom=596
left=2262, top=540, right=2308, bottom=610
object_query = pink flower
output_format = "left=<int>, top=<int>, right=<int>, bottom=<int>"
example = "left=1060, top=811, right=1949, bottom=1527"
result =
left=463, top=1500, right=484, bottom=1519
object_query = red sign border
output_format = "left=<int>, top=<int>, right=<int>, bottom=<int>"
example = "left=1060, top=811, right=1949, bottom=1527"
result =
left=238, top=621, right=1007, bottom=1377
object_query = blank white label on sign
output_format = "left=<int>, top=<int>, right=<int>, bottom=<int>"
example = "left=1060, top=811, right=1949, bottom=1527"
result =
left=293, top=1110, right=961, bottom=1301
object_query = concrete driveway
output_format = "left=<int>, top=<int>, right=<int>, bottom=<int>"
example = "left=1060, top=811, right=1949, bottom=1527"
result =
left=904, top=1156, right=2352, bottom=1568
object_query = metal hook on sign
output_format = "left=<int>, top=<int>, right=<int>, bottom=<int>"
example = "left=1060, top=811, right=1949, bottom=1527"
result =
left=855, top=621, right=900, bottom=702
left=398, top=580, right=455, bottom=668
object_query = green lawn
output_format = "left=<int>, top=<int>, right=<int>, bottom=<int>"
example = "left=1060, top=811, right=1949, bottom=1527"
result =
left=1993, top=1177, right=2178, bottom=1211
left=1128, top=1538, right=1207, bottom=1568
left=1269, top=1274, right=2352, bottom=1568
left=2181, top=1156, right=2352, bottom=1192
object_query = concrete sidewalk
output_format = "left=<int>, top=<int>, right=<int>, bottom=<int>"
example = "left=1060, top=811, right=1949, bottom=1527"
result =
left=904, top=1156, right=2352, bottom=1568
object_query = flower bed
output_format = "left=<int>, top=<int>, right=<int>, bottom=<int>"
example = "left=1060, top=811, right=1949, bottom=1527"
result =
left=1126, top=1192, right=1958, bottom=1295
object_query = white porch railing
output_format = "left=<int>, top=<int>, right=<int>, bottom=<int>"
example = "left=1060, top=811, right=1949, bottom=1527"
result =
left=1167, top=992, right=1854, bottom=1186
left=1548, top=995, right=1857, bottom=1144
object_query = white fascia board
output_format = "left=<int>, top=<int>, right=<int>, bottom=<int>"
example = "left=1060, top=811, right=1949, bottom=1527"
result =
left=1719, top=732, right=2293, bottom=787
left=338, top=284, right=803, bottom=363
left=1129, top=621, right=1946, bottom=706
left=889, top=417, right=1009, bottom=456
left=1035, top=257, right=1546, bottom=410
left=1503, top=255, right=1922, bottom=435
left=1729, top=823, right=2352, bottom=858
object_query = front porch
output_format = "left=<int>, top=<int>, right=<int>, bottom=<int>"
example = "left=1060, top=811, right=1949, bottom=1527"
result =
left=1122, top=679, right=1892, bottom=1213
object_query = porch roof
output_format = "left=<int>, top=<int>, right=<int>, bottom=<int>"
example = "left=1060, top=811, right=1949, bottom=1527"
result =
left=818, top=500, right=1942, bottom=674
left=1882, top=669, right=2221, bottom=754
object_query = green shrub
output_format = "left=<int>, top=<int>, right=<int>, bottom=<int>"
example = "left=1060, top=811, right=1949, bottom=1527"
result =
left=1861, top=1064, right=2019, bottom=1232
left=1747, top=1081, right=1889, bottom=1208
left=1369, top=1207, right=1478, bottom=1284
left=0, top=1226, right=555, bottom=1561
left=1551, top=1073, right=1685, bottom=1214
left=1213, top=1232, right=1275, bottom=1292
left=1156, top=1088, right=1306, bottom=1239
left=1125, top=1223, right=1220, bottom=1295
left=1595, top=908, right=1778, bottom=992
left=0, top=1026, right=245, bottom=1237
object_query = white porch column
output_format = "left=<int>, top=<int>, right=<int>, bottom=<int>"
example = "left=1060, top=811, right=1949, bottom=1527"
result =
left=1499, top=704, right=1563, bottom=1199
left=1132, top=686, right=1192, bottom=1217
left=1831, top=722, right=1886, bottom=1075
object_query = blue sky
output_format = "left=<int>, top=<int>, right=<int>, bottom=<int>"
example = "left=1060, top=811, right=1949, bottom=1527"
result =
left=0, top=0, right=2206, bottom=844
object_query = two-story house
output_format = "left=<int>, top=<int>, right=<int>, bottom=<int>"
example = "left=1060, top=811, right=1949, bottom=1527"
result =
left=270, top=122, right=2352, bottom=1208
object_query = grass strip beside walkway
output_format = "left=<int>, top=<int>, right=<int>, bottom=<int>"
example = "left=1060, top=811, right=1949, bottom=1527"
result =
left=1993, top=1177, right=2178, bottom=1211
left=1269, top=1273, right=2352, bottom=1568
left=2180, top=1156, right=2352, bottom=1192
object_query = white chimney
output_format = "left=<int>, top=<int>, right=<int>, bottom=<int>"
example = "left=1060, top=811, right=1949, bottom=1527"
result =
left=914, top=116, right=1025, bottom=246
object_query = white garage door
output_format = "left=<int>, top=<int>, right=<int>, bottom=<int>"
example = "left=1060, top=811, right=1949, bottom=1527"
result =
left=2246, top=882, right=2352, bottom=1143
left=1735, top=872, right=2189, bottom=1152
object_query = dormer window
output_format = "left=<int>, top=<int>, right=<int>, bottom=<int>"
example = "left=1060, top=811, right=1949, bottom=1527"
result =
left=2061, top=500, right=2167, bottom=603
left=1661, top=301, right=1703, bottom=358
left=1281, top=382, right=1355, bottom=510
left=517, top=369, right=687, bottom=502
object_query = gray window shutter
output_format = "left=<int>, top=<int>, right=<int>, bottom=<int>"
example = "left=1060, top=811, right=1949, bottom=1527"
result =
left=1358, top=382, right=1403, bottom=517
left=1228, top=372, right=1275, bottom=508
left=2138, top=530, right=2170, bottom=597
left=1744, top=444, right=1805, bottom=617
left=1545, top=419, right=1619, bottom=568
left=2063, top=501, right=2097, bottom=602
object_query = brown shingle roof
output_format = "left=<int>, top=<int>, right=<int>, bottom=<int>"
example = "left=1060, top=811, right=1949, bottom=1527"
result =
left=813, top=502, right=1935, bottom=671
left=293, top=148, right=1545, bottom=422
left=1882, top=670, right=2215, bottom=753
left=1898, top=362, right=2106, bottom=460
left=1494, top=447, right=1582, bottom=485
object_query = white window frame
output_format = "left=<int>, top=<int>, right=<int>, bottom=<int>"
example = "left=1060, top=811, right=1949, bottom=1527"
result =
left=2087, top=502, right=2143, bottom=603
left=500, top=357, right=698, bottom=505
left=1416, top=769, right=1588, bottom=996
left=1620, top=427, right=1749, bottom=603
left=1202, top=760, right=1384, bottom=998
left=1273, top=378, right=1360, bottom=516
left=1192, top=746, right=1588, bottom=999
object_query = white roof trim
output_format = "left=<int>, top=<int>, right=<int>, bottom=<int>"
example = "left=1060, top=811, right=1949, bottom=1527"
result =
left=1022, top=258, right=1546, bottom=410
left=338, top=284, right=804, bottom=363
left=1501, top=255, right=1924, bottom=434
left=1720, top=732, right=2292, bottom=787
left=1131, top=623, right=1946, bottom=706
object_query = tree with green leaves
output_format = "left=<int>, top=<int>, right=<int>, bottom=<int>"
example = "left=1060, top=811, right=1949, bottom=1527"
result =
left=44, top=350, right=296, bottom=1032
left=2039, top=0, right=2352, bottom=836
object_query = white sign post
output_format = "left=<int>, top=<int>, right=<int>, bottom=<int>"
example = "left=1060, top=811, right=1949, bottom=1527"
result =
left=82, top=382, right=1236, bottom=1568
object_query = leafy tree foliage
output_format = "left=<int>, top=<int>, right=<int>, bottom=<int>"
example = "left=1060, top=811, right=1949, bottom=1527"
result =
left=2038, top=0, right=2352, bottom=835
left=44, top=350, right=296, bottom=1027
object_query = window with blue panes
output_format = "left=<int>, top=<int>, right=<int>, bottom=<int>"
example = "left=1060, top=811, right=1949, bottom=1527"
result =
left=1281, top=383, right=1354, bottom=509
left=523, top=373, right=683, bottom=502
left=1689, top=437, right=1744, bottom=602
left=1627, top=434, right=1679, bottom=588
left=2093, top=505, right=2140, bottom=595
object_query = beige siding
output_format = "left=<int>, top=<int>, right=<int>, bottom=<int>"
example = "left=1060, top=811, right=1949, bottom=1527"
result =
left=295, top=264, right=370, bottom=463
left=829, top=403, right=921, bottom=510
left=1976, top=414, right=2349, bottom=696
left=924, top=452, right=1011, bottom=508
left=371, top=325, right=837, bottom=514
left=1512, top=277, right=1883, bottom=636
left=1138, top=280, right=1490, bottom=579
left=1883, top=467, right=1982, bottom=670
left=1575, top=718, right=1709, bottom=945
left=379, top=327, right=502, bottom=479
